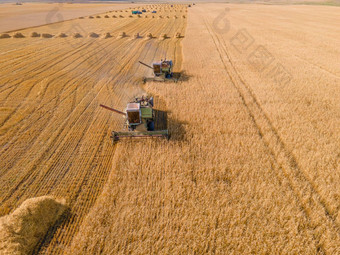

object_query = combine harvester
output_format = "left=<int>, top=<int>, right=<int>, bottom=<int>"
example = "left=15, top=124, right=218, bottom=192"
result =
left=139, top=59, right=180, bottom=83
left=100, top=96, right=169, bottom=143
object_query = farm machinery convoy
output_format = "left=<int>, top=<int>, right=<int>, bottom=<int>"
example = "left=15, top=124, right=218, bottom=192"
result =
left=101, top=59, right=179, bottom=143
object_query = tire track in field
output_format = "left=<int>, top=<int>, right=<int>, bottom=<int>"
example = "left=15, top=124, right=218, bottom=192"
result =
left=0, top=35, right=145, bottom=202
left=0, top=17, right=154, bottom=145
left=0, top=16, right=157, bottom=149
left=35, top=28, right=169, bottom=255
left=0, top=6, right=187, bottom=253
left=0, top=15, right=149, bottom=96
left=38, top=16, right=186, bottom=254
left=203, top=17, right=340, bottom=253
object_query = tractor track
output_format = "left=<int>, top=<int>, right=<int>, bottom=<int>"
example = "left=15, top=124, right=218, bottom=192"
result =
left=203, top=15, right=340, bottom=253
left=0, top=5, right=187, bottom=254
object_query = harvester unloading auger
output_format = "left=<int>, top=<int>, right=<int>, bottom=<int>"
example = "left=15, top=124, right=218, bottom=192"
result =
left=100, top=96, right=169, bottom=143
left=139, top=59, right=180, bottom=83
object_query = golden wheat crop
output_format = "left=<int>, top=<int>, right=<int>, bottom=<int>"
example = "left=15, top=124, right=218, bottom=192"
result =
left=0, top=4, right=187, bottom=254
left=67, top=3, right=340, bottom=255
left=0, top=2, right=339, bottom=255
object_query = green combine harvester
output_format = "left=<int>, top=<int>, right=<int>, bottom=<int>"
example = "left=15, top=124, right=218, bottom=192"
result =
left=139, top=59, right=180, bottom=83
left=100, top=96, right=169, bottom=143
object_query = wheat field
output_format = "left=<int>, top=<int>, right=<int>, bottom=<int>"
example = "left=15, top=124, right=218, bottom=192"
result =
left=0, top=2, right=339, bottom=254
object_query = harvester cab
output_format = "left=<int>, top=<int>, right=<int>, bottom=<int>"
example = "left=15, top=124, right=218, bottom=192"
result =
left=126, top=96, right=154, bottom=131
left=139, top=59, right=179, bottom=83
left=100, top=96, right=168, bottom=143
left=152, top=60, right=173, bottom=78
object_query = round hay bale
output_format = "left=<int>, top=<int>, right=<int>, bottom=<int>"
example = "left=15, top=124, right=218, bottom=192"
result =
left=102, top=32, right=112, bottom=39
left=117, top=31, right=126, bottom=38
left=174, top=15, right=177, bottom=19
left=145, top=15, right=148, bottom=18
left=112, top=15, right=117, bottom=18
left=104, top=15, right=109, bottom=18
left=152, top=15, right=155, bottom=18
left=30, top=32, right=40, bottom=37
left=159, top=33, right=167, bottom=40
left=145, top=33, right=153, bottom=39
left=137, top=14, right=141, bottom=18
left=175, top=32, right=181, bottom=38
left=0, top=196, right=67, bottom=255
left=79, top=16, right=84, bottom=19
left=0, top=33, right=11, bottom=39
left=159, top=15, right=163, bottom=19
left=133, top=33, right=141, bottom=39
left=13, top=32, right=25, bottom=38
left=182, top=15, right=186, bottom=18
left=129, top=15, right=133, bottom=18
left=88, top=32, right=100, bottom=38
left=55, top=32, right=67, bottom=38
left=73, top=32, right=82, bottom=38
left=41, top=33, right=53, bottom=38
left=119, top=15, right=124, bottom=18
left=96, top=15, right=101, bottom=18
left=88, top=16, right=94, bottom=19
left=166, top=16, right=170, bottom=18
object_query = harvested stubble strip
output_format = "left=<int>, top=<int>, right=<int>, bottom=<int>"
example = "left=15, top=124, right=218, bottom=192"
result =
left=12, top=32, right=25, bottom=38
left=0, top=33, right=11, bottom=39
left=0, top=196, right=67, bottom=255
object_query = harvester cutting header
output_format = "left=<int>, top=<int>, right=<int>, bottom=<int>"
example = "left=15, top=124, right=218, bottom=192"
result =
left=100, top=96, right=168, bottom=143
